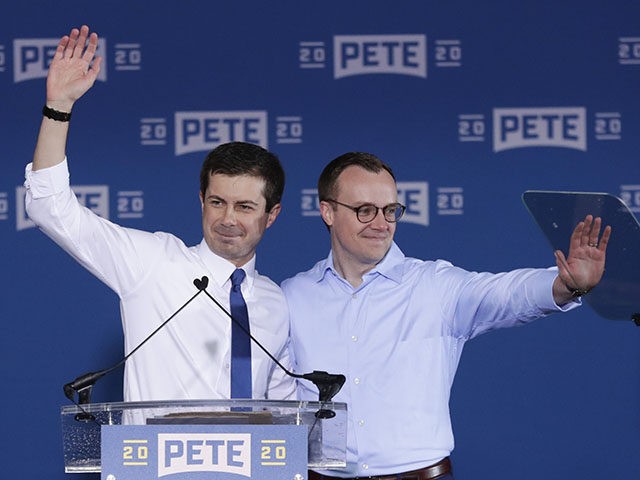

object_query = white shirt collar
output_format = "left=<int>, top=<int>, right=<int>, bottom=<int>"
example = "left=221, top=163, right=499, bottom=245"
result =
left=196, top=239, right=256, bottom=293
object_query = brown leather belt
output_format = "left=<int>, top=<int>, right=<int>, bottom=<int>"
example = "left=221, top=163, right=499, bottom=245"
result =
left=308, top=457, right=452, bottom=480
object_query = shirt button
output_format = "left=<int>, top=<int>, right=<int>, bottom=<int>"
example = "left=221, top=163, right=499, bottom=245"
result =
left=362, top=464, right=369, bottom=470
left=358, top=419, right=365, bottom=427
left=225, top=363, right=230, bottom=370
left=351, top=335, right=358, bottom=342
left=354, top=377, right=360, bottom=385
left=352, top=294, right=357, bottom=299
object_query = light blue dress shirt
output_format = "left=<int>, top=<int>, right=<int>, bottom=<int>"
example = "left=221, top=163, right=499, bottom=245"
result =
left=282, top=242, right=576, bottom=477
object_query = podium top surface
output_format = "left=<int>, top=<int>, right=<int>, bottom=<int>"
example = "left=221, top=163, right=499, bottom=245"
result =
left=60, top=398, right=347, bottom=417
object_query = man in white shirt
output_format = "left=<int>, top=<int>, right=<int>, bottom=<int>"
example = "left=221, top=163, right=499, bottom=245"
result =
left=25, top=25, right=295, bottom=402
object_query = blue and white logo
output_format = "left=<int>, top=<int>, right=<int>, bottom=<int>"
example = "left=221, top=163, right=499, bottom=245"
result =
left=334, top=34, right=427, bottom=79
left=158, top=433, right=251, bottom=478
left=175, top=111, right=268, bottom=155
left=493, top=107, right=586, bottom=152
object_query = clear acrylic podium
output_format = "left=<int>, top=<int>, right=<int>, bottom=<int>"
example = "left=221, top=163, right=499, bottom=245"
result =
left=61, top=399, right=347, bottom=474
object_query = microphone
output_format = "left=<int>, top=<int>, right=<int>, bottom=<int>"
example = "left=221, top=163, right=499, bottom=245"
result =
left=63, top=277, right=210, bottom=408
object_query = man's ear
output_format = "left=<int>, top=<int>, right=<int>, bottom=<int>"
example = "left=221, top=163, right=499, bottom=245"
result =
left=319, top=200, right=334, bottom=227
left=265, top=203, right=282, bottom=228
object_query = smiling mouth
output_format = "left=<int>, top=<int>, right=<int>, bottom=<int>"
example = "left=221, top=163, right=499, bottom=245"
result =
left=213, top=233, right=244, bottom=245
left=361, top=234, right=389, bottom=241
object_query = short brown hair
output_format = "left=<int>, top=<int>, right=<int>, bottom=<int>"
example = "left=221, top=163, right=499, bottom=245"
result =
left=317, top=151, right=396, bottom=201
left=200, top=142, right=285, bottom=211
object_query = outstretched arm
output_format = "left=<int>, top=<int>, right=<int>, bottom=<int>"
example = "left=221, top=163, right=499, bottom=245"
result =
left=552, top=215, right=612, bottom=305
left=32, top=25, right=102, bottom=171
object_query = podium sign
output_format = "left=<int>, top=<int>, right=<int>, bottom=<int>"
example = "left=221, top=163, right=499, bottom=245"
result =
left=101, top=424, right=307, bottom=480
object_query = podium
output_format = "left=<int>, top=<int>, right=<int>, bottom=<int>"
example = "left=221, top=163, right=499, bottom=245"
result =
left=523, top=190, right=640, bottom=322
left=61, top=399, right=347, bottom=476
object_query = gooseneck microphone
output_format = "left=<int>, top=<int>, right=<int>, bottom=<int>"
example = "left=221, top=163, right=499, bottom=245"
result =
left=63, top=276, right=345, bottom=418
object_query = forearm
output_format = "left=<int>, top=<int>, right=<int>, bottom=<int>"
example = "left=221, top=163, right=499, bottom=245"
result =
left=32, top=112, right=71, bottom=171
left=454, top=267, right=576, bottom=338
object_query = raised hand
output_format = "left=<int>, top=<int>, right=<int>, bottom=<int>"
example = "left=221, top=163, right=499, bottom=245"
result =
left=46, top=25, right=102, bottom=112
left=554, top=215, right=612, bottom=302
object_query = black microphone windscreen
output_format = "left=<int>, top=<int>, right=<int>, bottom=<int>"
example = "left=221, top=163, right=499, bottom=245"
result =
left=193, top=276, right=209, bottom=290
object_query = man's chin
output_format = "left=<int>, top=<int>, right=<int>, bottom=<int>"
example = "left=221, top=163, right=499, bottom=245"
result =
left=207, top=238, right=239, bottom=256
left=363, top=237, right=391, bottom=250
left=363, top=242, right=392, bottom=263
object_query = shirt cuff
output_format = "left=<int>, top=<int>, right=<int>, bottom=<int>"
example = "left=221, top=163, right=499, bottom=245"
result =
left=541, top=266, right=581, bottom=312
left=24, top=158, right=70, bottom=199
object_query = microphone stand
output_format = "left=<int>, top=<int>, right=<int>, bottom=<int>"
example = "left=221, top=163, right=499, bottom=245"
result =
left=63, top=276, right=345, bottom=419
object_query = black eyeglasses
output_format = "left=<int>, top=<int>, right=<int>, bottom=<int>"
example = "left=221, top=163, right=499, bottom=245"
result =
left=326, top=199, right=406, bottom=223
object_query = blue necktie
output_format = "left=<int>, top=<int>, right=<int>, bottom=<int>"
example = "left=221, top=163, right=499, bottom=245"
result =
left=230, top=268, right=252, bottom=398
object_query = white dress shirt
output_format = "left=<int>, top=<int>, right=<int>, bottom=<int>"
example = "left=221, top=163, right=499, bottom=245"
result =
left=25, top=159, right=295, bottom=402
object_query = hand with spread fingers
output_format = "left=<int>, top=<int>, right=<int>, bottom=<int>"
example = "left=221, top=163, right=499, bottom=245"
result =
left=553, top=215, right=612, bottom=304
left=46, top=25, right=102, bottom=113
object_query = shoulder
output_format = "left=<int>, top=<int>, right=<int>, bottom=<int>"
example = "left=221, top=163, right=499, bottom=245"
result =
left=281, top=259, right=327, bottom=292
left=253, top=270, right=286, bottom=301
left=401, top=256, right=456, bottom=277
left=124, top=229, right=187, bottom=251
left=254, top=269, right=282, bottom=290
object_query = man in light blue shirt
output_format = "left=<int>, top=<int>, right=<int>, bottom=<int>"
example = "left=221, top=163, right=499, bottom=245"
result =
left=281, top=152, right=610, bottom=480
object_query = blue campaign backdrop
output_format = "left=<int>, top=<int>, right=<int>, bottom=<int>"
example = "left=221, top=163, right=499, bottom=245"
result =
left=1, top=1, right=639, bottom=478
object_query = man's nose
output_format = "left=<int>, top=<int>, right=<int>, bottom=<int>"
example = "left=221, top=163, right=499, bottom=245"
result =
left=369, top=208, right=390, bottom=229
left=221, top=205, right=237, bottom=224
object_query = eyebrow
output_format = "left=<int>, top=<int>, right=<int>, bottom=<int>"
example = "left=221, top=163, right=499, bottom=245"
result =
left=206, top=194, right=260, bottom=206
